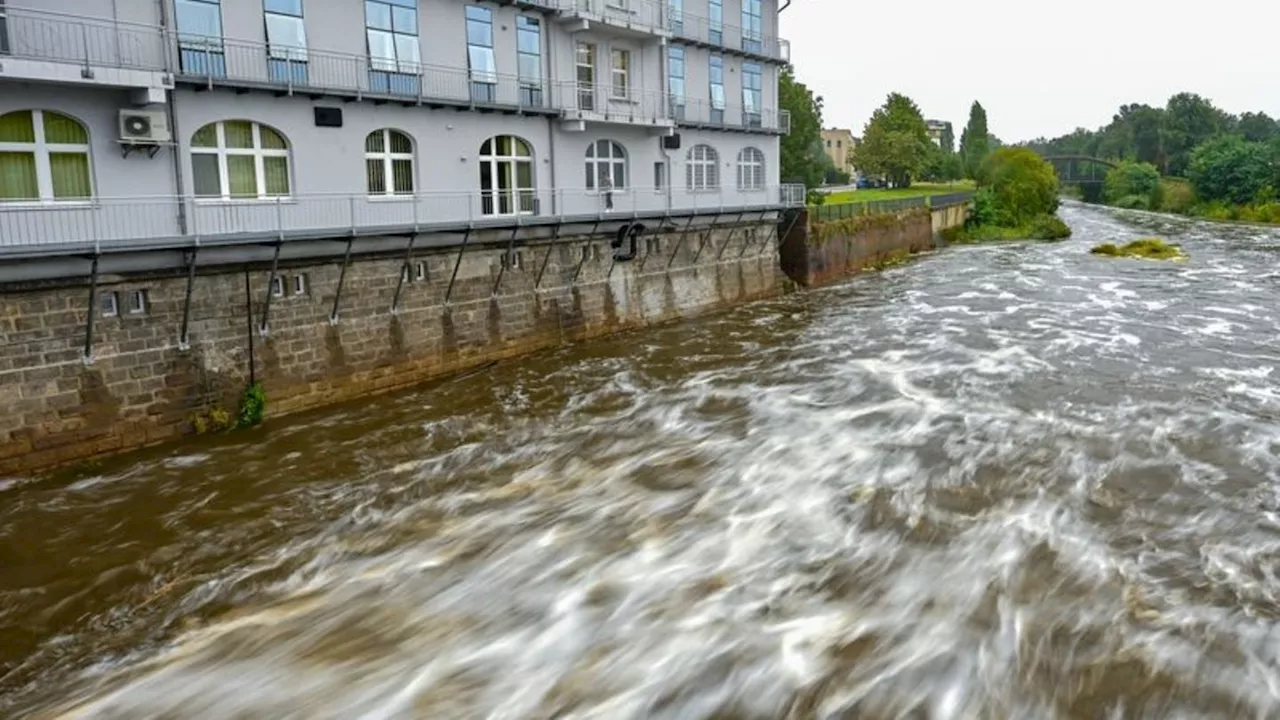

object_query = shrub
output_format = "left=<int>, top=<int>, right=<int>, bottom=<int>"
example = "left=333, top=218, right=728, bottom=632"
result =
left=1113, top=195, right=1151, bottom=210
left=1253, top=203, right=1280, bottom=223
left=1029, top=214, right=1072, bottom=240
left=1188, top=135, right=1274, bottom=205
left=238, top=383, right=267, bottom=428
left=978, top=148, right=1060, bottom=225
left=967, top=187, right=1006, bottom=227
left=1090, top=243, right=1120, bottom=256
left=1104, top=161, right=1161, bottom=206
left=1155, top=179, right=1196, bottom=214
left=806, top=189, right=827, bottom=206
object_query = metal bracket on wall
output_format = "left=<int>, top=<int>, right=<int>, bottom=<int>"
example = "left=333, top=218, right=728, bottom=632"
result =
left=667, top=215, right=697, bottom=269
left=739, top=210, right=771, bottom=257
left=178, top=244, right=200, bottom=350
left=82, top=253, right=100, bottom=365
left=329, top=235, right=355, bottom=324
left=533, top=224, right=562, bottom=291
left=578, top=220, right=601, bottom=284
left=259, top=241, right=282, bottom=337
left=443, top=228, right=472, bottom=306
left=636, top=215, right=669, bottom=273
left=390, top=233, right=418, bottom=314
left=691, top=213, right=721, bottom=264
left=716, top=212, right=747, bottom=260
left=492, top=226, right=520, bottom=296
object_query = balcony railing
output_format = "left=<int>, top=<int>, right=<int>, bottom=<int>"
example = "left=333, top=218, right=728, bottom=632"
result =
left=669, top=98, right=789, bottom=134
left=0, top=186, right=801, bottom=252
left=0, top=6, right=169, bottom=72
left=552, top=81, right=672, bottom=127
left=556, top=0, right=670, bottom=35
left=667, top=10, right=790, bottom=62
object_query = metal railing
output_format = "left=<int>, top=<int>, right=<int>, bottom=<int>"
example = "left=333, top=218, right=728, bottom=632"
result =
left=0, top=185, right=803, bottom=251
left=809, top=191, right=976, bottom=222
left=668, top=10, right=790, bottom=61
left=551, top=81, right=672, bottom=127
left=557, top=0, right=670, bottom=33
left=0, top=6, right=169, bottom=72
left=670, top=98, right=789, bottom=134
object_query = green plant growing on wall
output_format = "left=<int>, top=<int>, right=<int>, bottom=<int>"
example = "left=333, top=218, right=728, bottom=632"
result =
left=238, top=383, right=267, bottom=428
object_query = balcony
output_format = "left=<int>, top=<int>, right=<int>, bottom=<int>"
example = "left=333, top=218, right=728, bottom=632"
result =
left=175, top=37, right=560, bottom=116
left=553, top=82, right=674, bottom=130
left=0, top=186, right=802, bottom=254
left=670, top=99, right=790, bottom=135
left=0, top=7, right=171, bottom=99
left=555, top=0, right=670, bottom=39
left=667, top=10, right=790, bottom=63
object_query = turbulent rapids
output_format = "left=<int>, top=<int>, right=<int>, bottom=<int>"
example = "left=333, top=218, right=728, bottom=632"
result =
left=5, top=203, right=1280, bottom=718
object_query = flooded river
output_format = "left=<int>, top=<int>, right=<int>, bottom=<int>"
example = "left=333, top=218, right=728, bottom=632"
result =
left=5, top=203, right=1280, bottom=718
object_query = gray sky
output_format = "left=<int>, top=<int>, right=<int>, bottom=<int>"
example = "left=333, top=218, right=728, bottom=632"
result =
left=782, top=0, right=1280, bottom=142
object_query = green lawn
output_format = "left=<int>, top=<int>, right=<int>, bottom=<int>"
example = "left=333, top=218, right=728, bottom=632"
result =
left=823, top=181, right=975, bottom=205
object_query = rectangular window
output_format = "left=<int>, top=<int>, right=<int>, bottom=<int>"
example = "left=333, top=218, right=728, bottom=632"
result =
left=128, top=289, right=147, bottom=315
left=264, top=0, right=308, bottom=85
left=0, top=1, right=9, bottom=55
left=366, top=0, right=420, bottom=96
left=610, top=48, right=630, bottom=100
left=516, top=16, right=542, bottom=107
left=466, top=6, right=496, bottom=103
left=709, top=0, right=722, bottom=45
left=175, top=0, right=226, bottom=76
left=576, top=42, right=596, bottom=112
left=654, top=161, right=666, bottom=191
left=709, top=55, right=725, bottom=125
left=292, top=274, right=307, bottom=295
left=743, top=62, right=763, bottom=128
left=270, top=275, right=285, bottom=297
left=667, top=46, right=684, bottom=120
left=741, top=0, right=762, bottom=53
left=667, top=0, right=682, bottom=34
left=101, top=291, right=118, bottom=317
left=415, top=261, right=427, bottom=281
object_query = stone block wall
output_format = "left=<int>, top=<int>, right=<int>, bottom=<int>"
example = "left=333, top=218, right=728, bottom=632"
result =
left=0, top=220, right=783, bottom=474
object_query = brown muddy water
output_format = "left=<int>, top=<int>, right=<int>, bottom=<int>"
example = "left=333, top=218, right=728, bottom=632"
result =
left=4, top=203, right=1280, bottom=718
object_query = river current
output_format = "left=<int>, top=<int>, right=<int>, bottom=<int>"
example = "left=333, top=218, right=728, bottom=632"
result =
left=4, top=203, right=1280, bottom=718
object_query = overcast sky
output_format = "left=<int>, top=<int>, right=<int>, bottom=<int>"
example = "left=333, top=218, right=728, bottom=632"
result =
left=781, top=0, right=1280, bottom=142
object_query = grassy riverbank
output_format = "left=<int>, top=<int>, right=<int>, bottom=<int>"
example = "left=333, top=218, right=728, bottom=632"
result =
left=823, top=181, right=974, bottom=205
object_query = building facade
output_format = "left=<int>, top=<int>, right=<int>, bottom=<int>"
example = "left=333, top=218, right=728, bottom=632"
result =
left=821, top=127, right=856, bottom=179
left=925, top=119, right=952, bottom=150
left=0, top=0, right=798, bottom=252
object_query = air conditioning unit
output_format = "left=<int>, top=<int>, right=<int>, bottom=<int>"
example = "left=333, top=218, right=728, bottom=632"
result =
left=118, top=110, right=171, bottom=144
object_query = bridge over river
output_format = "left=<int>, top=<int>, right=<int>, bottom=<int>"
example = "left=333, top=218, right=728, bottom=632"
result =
left=4, top=203, right=1280, bottom=718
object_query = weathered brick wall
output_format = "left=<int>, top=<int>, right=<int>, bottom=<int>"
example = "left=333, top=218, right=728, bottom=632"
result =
left=778, top=206, right=967, bottom=288
left=0, top=221, right=784, bottom=474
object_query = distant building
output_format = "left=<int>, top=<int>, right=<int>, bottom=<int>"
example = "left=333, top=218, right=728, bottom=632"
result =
left=821, top=128, right=858, bottom=178
left=926, top=120, right=954, bottom=150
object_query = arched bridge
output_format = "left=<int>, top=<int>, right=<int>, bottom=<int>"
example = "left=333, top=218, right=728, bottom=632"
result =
left=1043, top=155, right=1118, bottom=186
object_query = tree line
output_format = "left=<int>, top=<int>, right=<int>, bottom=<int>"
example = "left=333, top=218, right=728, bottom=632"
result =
left=1027, top=93, right=1280, bottom=219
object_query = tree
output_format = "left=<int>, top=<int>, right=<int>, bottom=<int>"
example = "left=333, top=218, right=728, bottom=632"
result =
left=979, top=148, right=1060, bottom=224
left=852, top=93, right=931, bottom=188
left=1237, top=112, right=1279, bottom=143
left=1187, top=135, right=1274, bottom=205
left=939, top=123, right=955, bottom=154
left=959, top=101, right=990, bottom=179
left=1103, top=161, right=1161, bottom=207
left=1163, top=93, right=1229, bottom=176
left=778, top=68, right=826, bottom=189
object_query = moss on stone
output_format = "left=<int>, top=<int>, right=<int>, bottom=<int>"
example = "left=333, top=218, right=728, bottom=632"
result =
left=1090, top=238, right=1186, bottom=261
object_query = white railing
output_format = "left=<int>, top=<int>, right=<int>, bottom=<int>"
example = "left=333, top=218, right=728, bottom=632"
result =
left=557, top=0, right=670, bottom=33
left=0, top=186, right=797, bottom=251
left=780, top=184, right=806, bottom=207
left=552, top=81, right=672, bottom=127
left=667, top=10, right=790, bottom=61
left=0, top=6, right=169, bottom=71
left=669, top=98, right=789, bottom=134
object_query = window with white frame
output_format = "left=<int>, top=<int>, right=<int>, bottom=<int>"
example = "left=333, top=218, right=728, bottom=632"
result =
left=686, top=144, right=719, bottom=191
left=0, top=110, right=92, bottom=202
left=516, top=16, right=542, bottom=106
left=293, top=274, right=307, bottom=295
left=737, top=147, right=765, bottom=190
left=264, top=0, right=308, bottom=84
left=667, top=46, right=685, bottom=120
left=128, top=289, right=148, bottom=314
left=270, top=275, right=285, bottom=297
left=708, top=0, right=722, bottom=44
left=610, top=48, right=630, bottom=100
left=654, top=161, right=667, bottom=192
left=366, top=0, right=420, bottom=94
left=479, top=135, right=535, bottom=216
left=576, top=42, right=596, bottom=112
left=743, top=62, right=763, bottom=128
left=101, top=291, right=119, bottom=317
left=709, top=55, right=725, bottom=124
left=466, top=6, right=497, bottom=103
left=741, top=0, right=762, bottom=53
left=667, top=0, right=683, bottom=34
left=365, top=128, right=414, bottom=195
left=191, top=120, right=290, bottom=199
left=585, top=139, right=627, bottom=191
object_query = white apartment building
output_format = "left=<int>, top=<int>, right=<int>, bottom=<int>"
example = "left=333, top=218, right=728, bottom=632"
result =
left=0, top=0, right=799, bottom=254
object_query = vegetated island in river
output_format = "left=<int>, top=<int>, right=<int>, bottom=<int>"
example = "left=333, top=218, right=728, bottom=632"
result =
left=941, top=148, right=1073, bottom=244
left=1090, top=238, right=1187, bottom=261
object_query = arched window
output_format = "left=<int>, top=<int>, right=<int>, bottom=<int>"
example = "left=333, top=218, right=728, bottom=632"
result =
left=365, top=129, right=414, bottom=196
left=737, top=147, right=765, bottom=191
left=585, top=139, right=626, bottom=191
left=0, top=110, right=92, bottom=201
left=686, top=144, right=719, bottom=191
left=479, top=135, right=535, bottom=216
left=191, top=120, right=290, bottom=199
